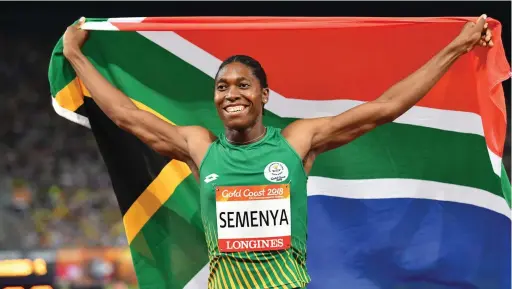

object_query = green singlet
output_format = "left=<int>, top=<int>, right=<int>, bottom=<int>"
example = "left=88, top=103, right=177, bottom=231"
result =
left=199, top=126, right=311, bottom=289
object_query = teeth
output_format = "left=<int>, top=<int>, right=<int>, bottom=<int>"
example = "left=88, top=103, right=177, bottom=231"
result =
left=226, top=106, right=245, bottom=113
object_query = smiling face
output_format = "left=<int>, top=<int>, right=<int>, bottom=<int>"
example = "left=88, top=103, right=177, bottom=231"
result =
left=214, top=62, right=269, bottom=130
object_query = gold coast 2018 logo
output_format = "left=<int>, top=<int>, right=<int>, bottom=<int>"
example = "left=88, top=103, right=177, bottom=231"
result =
left=264, top=162, right=289, bottom=182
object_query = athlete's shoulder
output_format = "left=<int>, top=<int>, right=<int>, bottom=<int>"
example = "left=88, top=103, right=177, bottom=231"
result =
left=179, top=125, right=217, bottom=144
left=178, top=126, right=217, bottom=168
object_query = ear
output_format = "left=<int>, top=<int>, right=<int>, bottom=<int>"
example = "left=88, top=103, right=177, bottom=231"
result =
left=262, top=88, right=270, bottom=104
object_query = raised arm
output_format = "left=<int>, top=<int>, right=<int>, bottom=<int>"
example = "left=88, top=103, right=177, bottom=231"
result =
left=283, top=15, right=493, bottom=166
left=62, top=19, right=214, bottom=166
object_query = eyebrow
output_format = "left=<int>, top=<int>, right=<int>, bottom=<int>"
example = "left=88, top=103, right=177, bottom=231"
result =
left=216, top=76, right=250, bottom=83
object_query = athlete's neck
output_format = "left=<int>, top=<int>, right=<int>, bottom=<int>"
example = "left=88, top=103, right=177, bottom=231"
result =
left=225, top=122, right=266, bottom=145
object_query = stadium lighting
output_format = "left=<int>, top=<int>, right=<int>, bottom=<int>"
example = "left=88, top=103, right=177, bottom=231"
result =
left=0, top=260, right=33, bottom=277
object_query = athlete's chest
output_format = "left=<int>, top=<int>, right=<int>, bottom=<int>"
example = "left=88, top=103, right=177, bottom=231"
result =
left=201, top=148, right=293, bottom=188
left=200, top=145, right=296, bottom=252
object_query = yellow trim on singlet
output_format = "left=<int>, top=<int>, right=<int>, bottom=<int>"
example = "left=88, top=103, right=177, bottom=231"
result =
left=267, top=254, right=294, bottom=285
left=262, top=253, right=286, bottom=285
left=250, top=252, right=277, bottom=288
left=227, top=255, right=253, bottom=289
left=238, top=252, right=260, bottom=288
left=282, top=251, right=300, bottom=281
left=221, top=258, right=238, bottom=288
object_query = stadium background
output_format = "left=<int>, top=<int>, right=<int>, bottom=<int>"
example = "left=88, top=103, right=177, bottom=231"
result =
left=1, top=1, right=510, bottom=289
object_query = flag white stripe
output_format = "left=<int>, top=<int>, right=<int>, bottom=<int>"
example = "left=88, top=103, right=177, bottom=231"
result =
left=81, top=22, right=119, bottom=31
left=267, top=96, right=485, bottom=136
left=51, top=97, right=91, bottom=128
left=184, top=265, right=209, bottom=289
left=108, top=17, right=147, bottom=23
left=307, top=176, right=511, bottom=220
left=488, top=147, right=503, bottom=176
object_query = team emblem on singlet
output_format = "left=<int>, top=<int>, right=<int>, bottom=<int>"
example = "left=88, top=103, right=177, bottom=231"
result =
left=216, top=184, right=291, bottom=252
left=264, top=162, right=289, bottom=182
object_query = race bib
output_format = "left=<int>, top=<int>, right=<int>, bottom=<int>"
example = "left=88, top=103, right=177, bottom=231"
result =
left=216, top=184, right=291, bottom=252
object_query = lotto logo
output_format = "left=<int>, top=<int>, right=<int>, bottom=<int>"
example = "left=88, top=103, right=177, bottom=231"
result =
left=204, top=173, right=219, bottom=183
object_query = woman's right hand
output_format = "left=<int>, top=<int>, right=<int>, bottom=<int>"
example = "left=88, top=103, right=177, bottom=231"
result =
left=63, top=17, right=89, bottom=59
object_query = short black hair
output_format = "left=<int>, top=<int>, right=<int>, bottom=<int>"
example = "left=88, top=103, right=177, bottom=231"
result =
left=215, top=55, right=268, bottom=88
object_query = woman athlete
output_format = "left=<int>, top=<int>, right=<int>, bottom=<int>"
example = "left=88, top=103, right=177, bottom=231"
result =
left=63, top=15, right=494, bottom=289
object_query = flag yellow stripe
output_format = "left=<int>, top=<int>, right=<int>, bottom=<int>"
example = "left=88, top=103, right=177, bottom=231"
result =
left=123, top=159, right=191, bottom=243
left=130, top=98, right=176, bottom=125
left=54, top=78, right=85, bottom=111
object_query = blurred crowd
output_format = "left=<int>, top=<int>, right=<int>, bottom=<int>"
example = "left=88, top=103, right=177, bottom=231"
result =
left=0, top=25, right=510, bottom=252
left=0, top=32, right=125, bottom=250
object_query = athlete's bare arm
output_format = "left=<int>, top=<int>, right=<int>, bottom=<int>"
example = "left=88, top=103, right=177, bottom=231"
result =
left=63, top=19, right=214, bottom=168
left=283, top=15, right=493, bottom=172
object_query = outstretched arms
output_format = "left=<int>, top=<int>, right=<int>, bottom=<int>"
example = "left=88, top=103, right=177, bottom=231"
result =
left=62, top=18, right=214, bottom=166
left=283, top=15, right=493, bottom=164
